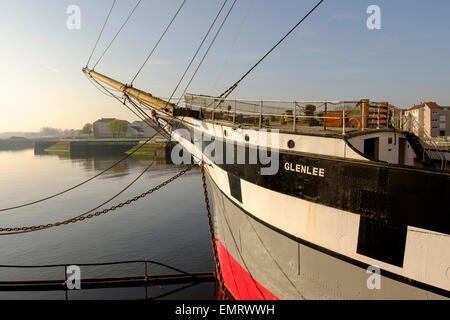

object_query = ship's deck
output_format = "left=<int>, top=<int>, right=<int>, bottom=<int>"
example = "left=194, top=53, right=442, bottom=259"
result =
left=175, top=94, right=404, bottom=139
left=170, top=114, right=399, bottom=139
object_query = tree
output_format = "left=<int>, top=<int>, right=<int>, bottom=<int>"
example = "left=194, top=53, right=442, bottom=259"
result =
left=80, top=123, right=93, bottom=137
left=107, top=120, right=129, bottom=138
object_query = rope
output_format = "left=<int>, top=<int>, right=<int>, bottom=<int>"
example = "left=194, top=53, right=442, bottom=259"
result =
left=93, top=0, right=143, bottom=70
left=86, top=73, right=151, bottom=126
left=86, top=0, right=117, bottom=68
left=0, top=154, right=159, bottom=235
left=0, top=164, right=195, bottom=236
left=10, top=0, right=238, bottom=235
left=85, top=73, right=122, bottom=98
left=130, top=0, right=187, bottom=86
left=0, top=77, right=170, bottom=213
left=0, top=134, right=155, bottom=213
left=217, top=0, right=324, bottom=102
left=163, top=0, right=229, bottom=109
left=175, top=0, right=238, bottom=107
left=125, top=96, right=171, bottom=140
left=169, top=0, right=238, bottom=142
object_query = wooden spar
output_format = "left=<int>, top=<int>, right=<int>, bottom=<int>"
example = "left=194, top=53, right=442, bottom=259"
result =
left=82, top=68, right=176, bottom=116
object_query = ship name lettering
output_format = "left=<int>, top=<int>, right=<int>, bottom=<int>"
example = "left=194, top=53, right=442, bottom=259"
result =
left=284, top=162, right=325, bottom=177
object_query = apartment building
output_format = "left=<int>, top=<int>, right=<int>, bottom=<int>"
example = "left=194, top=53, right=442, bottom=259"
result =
left=404, top=102, right=450, bottom=137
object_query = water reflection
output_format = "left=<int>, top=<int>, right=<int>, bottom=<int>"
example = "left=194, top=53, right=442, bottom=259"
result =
left=0, top=149, right=214, bottom=300
left=40, top=149, right=171, bottom=179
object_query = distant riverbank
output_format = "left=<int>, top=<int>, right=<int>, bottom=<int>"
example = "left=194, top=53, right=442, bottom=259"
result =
left=0, top=138, right=41, bottom=151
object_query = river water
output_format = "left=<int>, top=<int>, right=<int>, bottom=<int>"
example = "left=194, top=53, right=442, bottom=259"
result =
left=0, top=148, right=215, bottom=299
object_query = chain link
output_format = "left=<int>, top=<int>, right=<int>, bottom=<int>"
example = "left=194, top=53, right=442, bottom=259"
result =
left=200, top=162, right=227, bottom=298
left=0, top=165, right=195, bottom=235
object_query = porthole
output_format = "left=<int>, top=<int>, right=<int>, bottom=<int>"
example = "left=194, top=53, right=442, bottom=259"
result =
left=287, top=140, right=295, bottom=149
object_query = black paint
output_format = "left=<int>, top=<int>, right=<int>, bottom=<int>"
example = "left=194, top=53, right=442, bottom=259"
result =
left=228, top=173, right=242, bottom=203
left=357, top=216, right=407, bottom=267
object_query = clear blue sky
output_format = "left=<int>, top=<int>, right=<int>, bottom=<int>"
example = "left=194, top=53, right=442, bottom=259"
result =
left=1, top=0, right=449, bottom=131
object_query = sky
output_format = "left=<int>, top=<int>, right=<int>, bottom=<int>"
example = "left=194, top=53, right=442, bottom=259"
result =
left=1, top=0, right=449, bottom=132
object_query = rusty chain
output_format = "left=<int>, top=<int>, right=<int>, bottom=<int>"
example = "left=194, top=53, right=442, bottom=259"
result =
left=200, top=161, right=227, bottom=298
left=0, top=165, right=195, bottom=235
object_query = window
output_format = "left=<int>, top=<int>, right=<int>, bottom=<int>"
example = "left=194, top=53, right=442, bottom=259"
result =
left=440, top=115, right=446, bottom=122
left=440, top=131, right=445, bottom=136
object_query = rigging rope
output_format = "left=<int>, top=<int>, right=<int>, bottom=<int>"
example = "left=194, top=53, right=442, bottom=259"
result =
left=175, top=0, right=238, bottom=107
left=130, top=0, right=187, bottom=86
left=1, top=72, right=191, bottom=234
left=0, top=77, right=167, bottom=213
left=208, top=0, right=254, bottom=94
left=169, top=0, right=238, bottom=137
left=86, top=0, right=117, bottom=68
left=85, top=73, right=150, bottom=124
left=0, top=164, right=195, bottom=236
left=93, top=0, right=143, bottom=70
left=0, top=134, right=154, bottom=213
left=164, top=0, right=229, bottom=109
left=216, top=0, right=324, bottom=103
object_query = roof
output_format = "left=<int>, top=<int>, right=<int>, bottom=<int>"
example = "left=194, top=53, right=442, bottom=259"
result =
left=407, top=102, right=442, bottom=111
left=94, top=118, right=116, bottom=123
left=129, top=125, right=144, bottom=133
left=408, top=104, right=424, bottom=111
left=424, top=102, right=441, bottom=110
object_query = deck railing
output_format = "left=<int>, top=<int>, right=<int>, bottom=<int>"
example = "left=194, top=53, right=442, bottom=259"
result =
left=0, top=260, right=215, bottom=299
left=181, top=94, right=447, bottom=170
left=183, top=94, right=403, bottom=134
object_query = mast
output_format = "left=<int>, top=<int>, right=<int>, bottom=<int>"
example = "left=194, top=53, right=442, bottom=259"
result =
left=82, top=68, right=176, bottom=116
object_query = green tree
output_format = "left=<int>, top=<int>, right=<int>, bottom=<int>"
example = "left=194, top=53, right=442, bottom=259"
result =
left=107, top=120, right=129, bottom=138
left=117, top=120, right=129, bottom=137
left=80, top=123, right=93, bottom=137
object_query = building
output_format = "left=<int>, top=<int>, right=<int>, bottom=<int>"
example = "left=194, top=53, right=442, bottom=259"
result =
left=93, top=118, right=116, bottom=138
left=404, top=102, right=450, bottom=137
left=129, top=120, right=158, bottom=138
left=93, top=118, right=159, bottom=138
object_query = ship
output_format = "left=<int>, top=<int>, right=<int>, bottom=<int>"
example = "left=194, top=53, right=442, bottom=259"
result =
left=82, top=68, right=449, bottom=299
left=80, top=0, right=449, bottom=300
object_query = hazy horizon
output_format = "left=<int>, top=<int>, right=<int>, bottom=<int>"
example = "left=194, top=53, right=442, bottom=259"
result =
left=2, top=0, right=450, bottom=132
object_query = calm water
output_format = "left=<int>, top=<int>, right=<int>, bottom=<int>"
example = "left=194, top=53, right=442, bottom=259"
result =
left=0, top=148, right=215, bottom=299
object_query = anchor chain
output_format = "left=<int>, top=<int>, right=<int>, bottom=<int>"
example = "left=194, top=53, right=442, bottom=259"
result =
left=200, top=162, right=227, bottom=299
left=0, top=165, right=195, bottom=235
